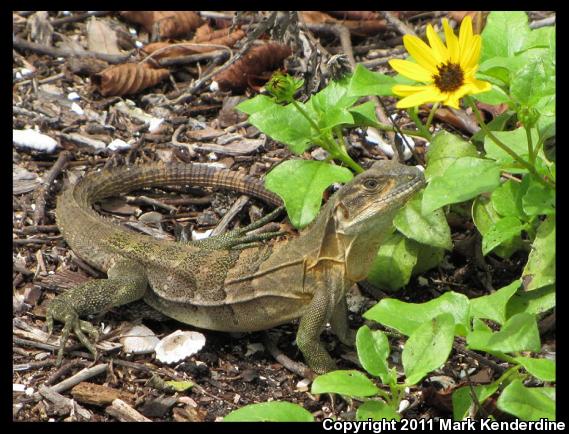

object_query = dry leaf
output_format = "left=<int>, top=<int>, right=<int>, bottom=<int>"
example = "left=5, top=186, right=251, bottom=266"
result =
left=326, top=11, right=381, bottom=21
left=448, top=11, right=488, bottom=33
left=93, top=63, right=170, bottom=96
left=87, top=16, right=121, bottom=55
left=214, top=43, right=292, bottom=92
left=299, top=11, right=337, bottom=24
left=120, top=11, right=203, bottom=39
left=142, top=29, right=245, bottom=60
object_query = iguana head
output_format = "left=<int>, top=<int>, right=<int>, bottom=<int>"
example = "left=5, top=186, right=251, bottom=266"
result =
left=327, top=160, right=425, bottom=282
left=333, top=160, right=425, bottom=236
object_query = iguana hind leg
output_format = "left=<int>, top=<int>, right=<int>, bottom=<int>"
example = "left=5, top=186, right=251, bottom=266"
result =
left=330, top=297, right=356, bottom=346
left=46, top=260, right=148, bottom=365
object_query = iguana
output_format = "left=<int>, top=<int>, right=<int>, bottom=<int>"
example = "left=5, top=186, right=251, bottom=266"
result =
left=47, top=160, right=425, bottom=373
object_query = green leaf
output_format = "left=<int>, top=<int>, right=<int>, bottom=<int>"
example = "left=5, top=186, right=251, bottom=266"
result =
left=467, top=312, right=541, bottom=353
left=366, top=232, right=419, bottom=291
left=522, top=216, right=555, bottom=290
left=223, top=401, right=314, bottom=422
left=511, top=57, right=555, bottom=107
left=422, top=157, right=501, bottom=214
left=412, top=243, right=444, bottom=275
left=491, top=178, right=529, bottom=220
left=236, top=94, right=277, bottom=115
left=364, top=291, right=470, bottom=337
left=523, top=26, right=555, bottom=51
left=311, top=370, right=379, bottom=397
left=356, top=326, right=392, bottom=384
left=348, top=101, right=379, bottom=127
left=481, top=216, right=525, bottom=256
left=248, top=103, right=313, bottom=153
left=522, top=178, right=555, bottom=216
left=483, top=127, right=536, bottom=169
left=480, top=11, right=530, bottom=61
left=472, top=83, right=511, bottom=104
left=265, top=160, right=353, bottom=228
left=478, top=56, right=527, bottom=85
left=535, top=95, right=556, bottom=141
left=164, top=380, right=193, bottom=392
left=472, top=195, right=523, bottom=258
left=309, top=77, right=357, bottom=112
left=497, top=379, right=555, bottom=421
left=348, top=64, right=397, bottom=96
left=394, top=191, right=452, bottom=250
left=470, top=280, right=521, bottom=325
left=515, top=356, right=556, bottom=382
left=452, top=383, right=499, bottom=420
left=403, top=313, right=455, bottom=385
left=506, top=284, right=555, bottom=318
left=424, top=131, right=478, bottom=181
left=356, top=401, right=400, bottom=421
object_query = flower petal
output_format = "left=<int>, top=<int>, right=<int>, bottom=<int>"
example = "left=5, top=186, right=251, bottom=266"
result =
left=463, top=77, right=492, bottom=94
left=395, top=85, right=445, bottom=108
left=458, top=16, right=474, bottom=59
left=443, top=19, right=460, bottom=63
left=392, top=84, right=431, bottom=96
left=402, top=34, right=439, bottom=74
left=389, top=59, right=433, bottom=83
left=460, top=34, right=482, bottom=71
left=426, top=24, right=449, bottom=64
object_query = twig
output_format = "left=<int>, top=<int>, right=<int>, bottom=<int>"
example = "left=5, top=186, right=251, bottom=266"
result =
left=127, top=195, right=177, bottom=213
left=263, top=332, right=314, bottom=379
left=50, top=11, right=113, bottom=27
left=33, top=150, right=70, bottom=225
left=381, top=11, right=417, bottom=37
left=211, top=195, right=250, bottom=236
left=45, top=359, right=90, bottom=386
left=106, top=399, right=151, bottom=422
left=13, top=35, right=131, bottom=64
left=157, top=49, right=229, bottom=67
left=529, top=15, right=555, bottom=29
left=361, top=53, right=406, bottom=69
left=38, top=385, right=92, bottom=420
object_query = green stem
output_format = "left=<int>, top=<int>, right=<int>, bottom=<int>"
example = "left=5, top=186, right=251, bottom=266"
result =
left=425, top=102, right=440, bottom=132
left=467, top=97, right=555, bottom=190
left=525, top=125, right=535, bottom=164
left=370, top=120, right=431, bottom=140
left=291, top=100, right=321, bottom=135
left=407, top=107, right=433, bottom=140
left=331, top=127, right=364, bottom=173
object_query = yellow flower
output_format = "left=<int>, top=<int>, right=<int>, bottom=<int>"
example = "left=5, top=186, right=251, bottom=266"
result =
left=389, top=16, right=491, bottom=109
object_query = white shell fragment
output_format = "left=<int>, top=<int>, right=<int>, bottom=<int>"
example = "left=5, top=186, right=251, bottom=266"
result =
left=107, top=139, right=131, bottom=152
left=13, top=129, right=58, bottom=153
left=192, top=229, right=213, bottom=241
left=365, top=127, right=415, bottom=161
left=120, top=324, right=160, bottom=355
left=70, top=102, right=84, bottom=115
left=155, top=330, right=206, bottom=364
left=113, top=100, right=164, bottom=133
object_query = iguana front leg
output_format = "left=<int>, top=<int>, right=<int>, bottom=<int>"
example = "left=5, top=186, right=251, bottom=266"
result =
left=296, top=286, right=338, bottom=374
left=46, top=259, right=148, bottom=365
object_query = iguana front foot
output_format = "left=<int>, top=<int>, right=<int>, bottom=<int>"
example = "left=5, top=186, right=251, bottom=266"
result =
left=46, top=298, right=99, bottom=365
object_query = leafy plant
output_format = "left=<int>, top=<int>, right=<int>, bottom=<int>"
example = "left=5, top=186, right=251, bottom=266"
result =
left=228, top=11, right=555, bottom=421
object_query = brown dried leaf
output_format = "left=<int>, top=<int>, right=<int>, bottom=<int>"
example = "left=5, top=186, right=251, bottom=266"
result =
left=87, top=16, right=121, bottom=55
left=214, top=43, right=292, bottom=93
left=326, top=11, right=381, bottom=21
left=299, top=11, right=337, bottom=24
left=120, top=11, right=203, bottom=39
left=194, top=23, right=213, bottom=40
left=448, top=11, right=488, bottom=33
left=93, top=63, right=170, bottom=96
left=341, top=19, right=388, bottom=36
left=142, top=29, right=246, bottom=60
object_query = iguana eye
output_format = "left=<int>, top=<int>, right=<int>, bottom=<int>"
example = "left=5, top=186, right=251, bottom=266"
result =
left=363, top=178, right=380, bottom=190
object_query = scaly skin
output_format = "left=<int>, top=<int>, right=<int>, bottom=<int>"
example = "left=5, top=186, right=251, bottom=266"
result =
left=48, top=161, right=425, bottom=373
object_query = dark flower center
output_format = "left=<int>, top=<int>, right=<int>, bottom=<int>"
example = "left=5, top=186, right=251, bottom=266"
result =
left=434, top=62, right=464, bottom=92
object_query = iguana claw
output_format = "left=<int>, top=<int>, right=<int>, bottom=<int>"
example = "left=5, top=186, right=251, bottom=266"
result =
left=46, top=298, right=99, bottom=365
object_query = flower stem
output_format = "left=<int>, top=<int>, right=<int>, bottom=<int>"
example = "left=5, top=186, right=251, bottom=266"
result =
left=332, top=126, right=364, bottom=173
left=425, top=102, right=440, bottom=132
left=407, top=107, right=433, bottom=140
left=370, top=120, right=431, bottom=140
left=525, top=124, right=535, bottom=164
left=466, top=97, right=555, bottom=190
left=291, top=100, right=321, bottom=135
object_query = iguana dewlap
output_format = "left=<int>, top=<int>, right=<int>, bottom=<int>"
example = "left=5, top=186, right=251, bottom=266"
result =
left=48, top=161, right=425, bottom=373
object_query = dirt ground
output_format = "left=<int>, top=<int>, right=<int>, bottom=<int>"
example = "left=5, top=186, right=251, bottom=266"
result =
left=12, top=11, right=555, bottom=422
